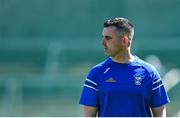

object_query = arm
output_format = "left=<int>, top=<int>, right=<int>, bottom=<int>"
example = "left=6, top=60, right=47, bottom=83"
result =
left=83, top=105, right=98, bottom=117
left=151, top=105, right=166, bottom=117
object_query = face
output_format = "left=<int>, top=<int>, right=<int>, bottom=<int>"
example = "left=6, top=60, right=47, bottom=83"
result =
left=102, top=26, right=124, bottom=57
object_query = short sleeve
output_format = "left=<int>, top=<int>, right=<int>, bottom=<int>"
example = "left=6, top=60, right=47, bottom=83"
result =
left=79, top=67, right=99, bottom=107
left=150, top=67, right=170, bottom=108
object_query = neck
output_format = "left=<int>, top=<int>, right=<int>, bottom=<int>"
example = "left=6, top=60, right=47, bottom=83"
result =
left=111, top=49, right=135, bottom=64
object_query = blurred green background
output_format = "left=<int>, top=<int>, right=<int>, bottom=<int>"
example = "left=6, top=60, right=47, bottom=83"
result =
left=0, top=0, right=179, bottom=116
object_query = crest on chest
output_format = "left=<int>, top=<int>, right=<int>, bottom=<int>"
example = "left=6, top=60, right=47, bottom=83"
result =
left=134, top=75, right=142, bottom=85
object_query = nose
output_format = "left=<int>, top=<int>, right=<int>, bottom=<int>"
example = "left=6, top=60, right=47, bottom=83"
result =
left=101, top=38, right=106, bottom=46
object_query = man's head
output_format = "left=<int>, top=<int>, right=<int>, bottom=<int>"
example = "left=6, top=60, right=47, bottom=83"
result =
left=102, top=17, right=134, bottom=57
left=103, top=17, right=134, bottom=41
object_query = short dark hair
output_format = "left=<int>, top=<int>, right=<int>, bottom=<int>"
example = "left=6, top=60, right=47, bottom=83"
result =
left=104, top=17, right=134, bottom=40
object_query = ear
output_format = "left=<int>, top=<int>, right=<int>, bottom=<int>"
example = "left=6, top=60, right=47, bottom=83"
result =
left=122, top=36, right=129, bottom=45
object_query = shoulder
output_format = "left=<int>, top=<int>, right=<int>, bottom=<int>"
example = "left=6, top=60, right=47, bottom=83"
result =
left=136, top=57, right=161, bottom=79
left=88, top=58, right=111, bottom=76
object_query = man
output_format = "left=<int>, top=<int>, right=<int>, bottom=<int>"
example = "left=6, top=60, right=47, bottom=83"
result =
left=79, top=17, right=170, bottom=117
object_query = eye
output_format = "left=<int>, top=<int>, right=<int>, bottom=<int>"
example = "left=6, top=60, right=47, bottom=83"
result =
left=102, top=35, right=112, bottom=41
left=105, top=36, right=112, bottom=40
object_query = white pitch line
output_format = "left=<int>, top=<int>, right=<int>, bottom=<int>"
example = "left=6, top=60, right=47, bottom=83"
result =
left=163, top=69, right=180, bottom=92
left=162, top=68, right=180, bottom=117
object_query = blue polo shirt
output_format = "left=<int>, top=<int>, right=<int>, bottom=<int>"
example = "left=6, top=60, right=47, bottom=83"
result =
left=79, top=56, right=170, bottom=117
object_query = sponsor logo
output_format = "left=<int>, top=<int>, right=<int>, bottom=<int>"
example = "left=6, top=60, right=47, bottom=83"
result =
left=106, top=77, right=116, bottom=83
left=104, top=67, right=110, bottom=74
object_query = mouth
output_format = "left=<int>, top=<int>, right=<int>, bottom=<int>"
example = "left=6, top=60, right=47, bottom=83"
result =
left=103, top=46, right=108, bottom=50
left=103, top=47, right=109, bottom=53
left=103, top=48, right=108, bottom=51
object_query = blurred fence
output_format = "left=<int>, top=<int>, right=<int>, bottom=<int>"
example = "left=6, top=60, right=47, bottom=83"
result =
left=0, top=37, right=179, bottom=116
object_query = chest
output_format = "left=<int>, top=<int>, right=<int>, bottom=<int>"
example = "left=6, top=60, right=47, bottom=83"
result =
left=97, top=67, right=152, bottom=96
